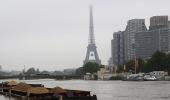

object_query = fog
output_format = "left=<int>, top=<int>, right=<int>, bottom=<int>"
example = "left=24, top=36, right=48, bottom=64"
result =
left=0, top=0, right=169, bottom=71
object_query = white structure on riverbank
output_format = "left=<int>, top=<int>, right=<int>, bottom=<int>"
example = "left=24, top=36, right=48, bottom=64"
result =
left=97, top=66, right=116, bottom=80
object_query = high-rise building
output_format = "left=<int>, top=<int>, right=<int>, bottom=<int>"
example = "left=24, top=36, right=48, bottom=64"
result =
left=135, top=28, right=170, bottom=59
left=159, top=29, right=170, bottom=53
left=84, top=6, right=101, bottom=65
left=135, top=30, right=159, bottom=59
left=149, top=16, right=169, bottom=30
left=124, top=19, right=147, bottom=61
left=111, top=31, right=125, bottom=66
left=135, top=16, right=170, bottom=59
left=111, top=16, right=170, bottom=65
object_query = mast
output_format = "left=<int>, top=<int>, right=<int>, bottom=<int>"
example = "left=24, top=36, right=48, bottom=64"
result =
left=134, top=56, right=138, bottom=74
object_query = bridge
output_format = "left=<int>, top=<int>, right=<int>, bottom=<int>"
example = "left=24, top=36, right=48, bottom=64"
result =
left=0, top=74, right=84, bottom=80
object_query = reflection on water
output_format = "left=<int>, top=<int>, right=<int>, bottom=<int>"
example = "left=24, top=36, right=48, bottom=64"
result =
left=0, top=79, right=170, bottom=100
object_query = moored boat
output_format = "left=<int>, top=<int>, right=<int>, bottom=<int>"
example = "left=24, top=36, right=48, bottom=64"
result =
left=144, top=75, right=157, bottom=81
left=0, top=81, right=97, bottom=100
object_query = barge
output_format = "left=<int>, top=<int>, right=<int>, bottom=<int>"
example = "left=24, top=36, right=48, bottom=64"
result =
left=0, top=81, right=97, bottom=100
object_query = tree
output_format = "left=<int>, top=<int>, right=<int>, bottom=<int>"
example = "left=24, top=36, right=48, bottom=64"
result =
left=125, top=60, right=134, bottom=72
left=147, top=51, right=167, bottom=72
left=25, top=67, right=36, bottom=75
left=121, top=58, right=146, bottom=73
left=138, top=58, right=147, bottom=73
left=82, top=62, right=100, bottom=74
left=75, top=67, right=83, bottom=75
left=116, top=65, right=124, bottom=73
left=117, top=51, right=170, bottom=74
left=165, top=53, right=170, bottom=74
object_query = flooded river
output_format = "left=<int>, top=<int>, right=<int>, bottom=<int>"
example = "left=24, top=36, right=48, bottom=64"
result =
left=0, top=79, right=170, bottom=100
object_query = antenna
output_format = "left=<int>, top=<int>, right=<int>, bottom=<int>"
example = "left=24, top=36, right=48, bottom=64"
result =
left=89, top=5, right=95, bottom=45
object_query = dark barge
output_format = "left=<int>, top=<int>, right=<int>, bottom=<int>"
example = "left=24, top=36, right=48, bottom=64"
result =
left=0, top=81, right=97, bottom=100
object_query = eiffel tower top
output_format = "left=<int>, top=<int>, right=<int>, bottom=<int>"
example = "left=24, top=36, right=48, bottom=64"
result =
left=88, top=5, right=95, bottom=45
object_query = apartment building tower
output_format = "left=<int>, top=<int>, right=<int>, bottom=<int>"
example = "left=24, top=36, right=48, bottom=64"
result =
left=135, top=16, right=170, bottom=59
left=124, top=19, right=147, bottom=61
left=111, top=31, right=125, bottom=66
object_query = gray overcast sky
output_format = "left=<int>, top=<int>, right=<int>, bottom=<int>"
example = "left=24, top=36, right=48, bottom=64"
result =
left=0, top=0, right=170, bottom=71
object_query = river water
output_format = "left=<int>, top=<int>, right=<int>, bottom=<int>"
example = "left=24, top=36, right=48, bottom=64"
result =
left=0, top=79, right=170, bottom=100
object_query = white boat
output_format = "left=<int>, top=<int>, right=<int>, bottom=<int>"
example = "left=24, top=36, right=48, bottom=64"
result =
left=123, top=73, right=144, bottom=81
left=144, top=75, right=157, bottom=81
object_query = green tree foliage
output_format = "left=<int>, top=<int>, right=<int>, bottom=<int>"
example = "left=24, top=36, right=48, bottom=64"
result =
left=147, top=51, right=167, bottom=72
left=119, top=59, right=146, bottom=73
left=83, top=62, right=100, bottom=74
left=125, top=60, right=134, bottom=72
left=75, top=67, right=83, bottom=75
left=77, top=51, right=170, bottom=75
left=138, top=58, right=147, bottom=72
left=116, top=65, right=123, bottom=73
left=117, top=51, right=170, bottom=74
left=75, top=62, right=102, bottom=75
left=165, top=53, right=170, bottom=74
left=25, top=67, right=36, bottom=75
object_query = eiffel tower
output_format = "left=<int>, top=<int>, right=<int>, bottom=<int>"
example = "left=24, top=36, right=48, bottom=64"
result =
left=84, top=5, right=101, bottom=65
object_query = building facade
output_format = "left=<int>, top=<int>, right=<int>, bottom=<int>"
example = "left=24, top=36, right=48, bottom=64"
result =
left=135, top=29, right=170, bottom=59
left=110, top=16, right=170, bottom=68
left=135, top=16, right=170, bottom=59
left=111, top=31, right=125, bottom=66
left=149, top=16, right=169, bottom=30
left=124, top=19, right=147, bottom=61
left=135, top=30, right=158, bottom=59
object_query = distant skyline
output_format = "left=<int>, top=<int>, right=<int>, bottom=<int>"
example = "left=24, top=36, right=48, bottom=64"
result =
left=0, top=0, right=170, bottom=71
